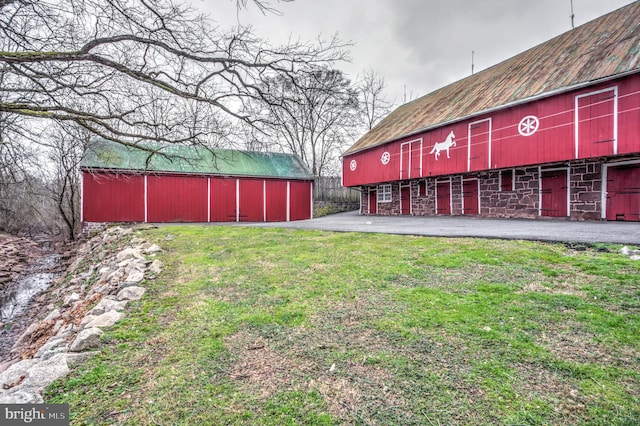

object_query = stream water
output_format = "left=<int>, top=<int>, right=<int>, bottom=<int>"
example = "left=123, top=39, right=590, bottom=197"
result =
left=0, top=252, right=61, bottom=360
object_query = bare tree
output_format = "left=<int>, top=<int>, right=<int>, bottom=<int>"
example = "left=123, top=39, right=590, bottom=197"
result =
left=41, top=125, right=90, bottom=239
left=249, top=68, right=360, bottom=177
left=0, top=0, right=347, bottom=148
left=357, top=68, right=394, bottom=130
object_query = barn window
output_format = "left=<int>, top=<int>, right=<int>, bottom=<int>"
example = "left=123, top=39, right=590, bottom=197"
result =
left=500, top=169, right=514, bottom=191
left=378, top=184, right=392, bottom=203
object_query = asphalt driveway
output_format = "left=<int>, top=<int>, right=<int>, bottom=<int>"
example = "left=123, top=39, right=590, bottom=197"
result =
left=236, top=210, right=640, bottom=245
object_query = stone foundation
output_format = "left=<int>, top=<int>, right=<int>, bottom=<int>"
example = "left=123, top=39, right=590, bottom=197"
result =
left=358, top=158, right=633, bottom=221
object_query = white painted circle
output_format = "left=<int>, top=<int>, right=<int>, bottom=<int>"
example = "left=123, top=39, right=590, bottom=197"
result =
left=518, top=115, right=539, bottom=136
left=350, top=159, right=357, bottom=171
left=381, top=151, right=390, bottom=165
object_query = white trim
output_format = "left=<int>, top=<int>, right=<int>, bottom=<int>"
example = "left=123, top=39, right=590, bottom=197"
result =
left=512, top=168, right=516, bottom=191
left=539, top=166, right=571, bottom=217
left=359, top=188, right=363, bottom=214
left=449, top=178, right=453, bottom=215
left=80, top=172, right=84, bottom=223
left=574, top=86, right=618, bottom=159
left=400, top=138, right=422, bottom=179
left=235, top=178, right=240, bottom=222
left=467, top=118, right=492, bottom=171
left=263, top=180, right=267, bottom=222
left=144, top=175, right=148, bottom=223
left=207, top=178, right=211, bottom=223
left=601, top=159, right=640, bottom=220
left=378, top=183, right=392, bottom=203
left=286, top=181, right=291, bottom=222
left=310, top=181, right=314, bottom=219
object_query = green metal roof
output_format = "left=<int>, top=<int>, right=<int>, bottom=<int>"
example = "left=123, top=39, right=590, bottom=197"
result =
left=344, top=2, right=640, bottom=155
left=80, top=138, right=314, bottom=180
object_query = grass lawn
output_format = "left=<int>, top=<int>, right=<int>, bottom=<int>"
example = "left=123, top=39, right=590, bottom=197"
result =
left=46, top=226, right=640, bottom=425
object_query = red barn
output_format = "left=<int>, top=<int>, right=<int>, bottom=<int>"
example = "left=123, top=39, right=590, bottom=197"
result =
left=342, top=2, right=640, bottom=221
left=81, top=139, right=314, bottom=224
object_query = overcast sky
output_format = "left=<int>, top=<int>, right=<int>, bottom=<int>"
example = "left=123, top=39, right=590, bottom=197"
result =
left=198, top=0, right=635, bottom=106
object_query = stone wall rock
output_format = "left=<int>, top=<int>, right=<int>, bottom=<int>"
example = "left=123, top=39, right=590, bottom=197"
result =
left=0, top=226, right=163, bottom=403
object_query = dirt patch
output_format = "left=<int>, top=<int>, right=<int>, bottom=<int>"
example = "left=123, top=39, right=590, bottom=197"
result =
left=537, top=325, right=639, bottom=368
left=226, top=331, right=314, bottom=398
left=515, top=363, right=587, bottom=421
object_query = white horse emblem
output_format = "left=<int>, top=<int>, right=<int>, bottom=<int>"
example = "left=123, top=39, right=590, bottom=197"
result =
left=429, top=131, right=456, bottom=160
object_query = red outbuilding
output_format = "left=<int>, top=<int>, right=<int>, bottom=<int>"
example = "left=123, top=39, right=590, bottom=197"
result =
left=342, top=2, right=640, bottom=221
left=81, top=139, right=314, bottom=224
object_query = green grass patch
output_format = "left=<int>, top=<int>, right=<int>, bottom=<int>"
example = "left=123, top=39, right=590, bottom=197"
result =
left=45, top=226, right=640, bottom=425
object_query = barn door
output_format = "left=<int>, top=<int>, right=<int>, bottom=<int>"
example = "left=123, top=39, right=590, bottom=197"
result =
left=541, top=170, right=568, bottom=217
left=366, top=189, right=376, bottom=214
left=468, top=119, right=491, bottom=172
left=606, top=165, right=640, bottom=221
left=400, top=185, right=411, bottom=215
left=436, top=180, right=451, bottom=215
left=400, top=139, right=422, bottom=180
left=210, top=177, right=237, bottom=222
left=576, top=88, right=617, bottom=158
left=462, top=179, right=479, bottom=215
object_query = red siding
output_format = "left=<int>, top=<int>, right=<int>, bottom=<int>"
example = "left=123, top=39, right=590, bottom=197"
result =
left=210, top=177, right=237, bottom=222
left=147, top=175, right=208, bottom=222
left=83, top=172, right=144, bottom=222
left=238, top=179, right=264, bottom=222
left=265, top=180, right=288, bottom=222
left=290, top=181, right=312, bottom=220
left=343, top=74, right=640, bottom=187
left=607, top=165, right=640, bottom=221
left=577, top=89, right=616, bottom=158
left=468, top=120, right=490, bottom=172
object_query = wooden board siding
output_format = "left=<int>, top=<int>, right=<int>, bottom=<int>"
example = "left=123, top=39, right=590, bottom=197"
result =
left=82, top=172, right=145, bottom=222
left=436, top=180, right=451, bottom=215
left=540, top=170, right=568, bottom=218
left=368, top=190, right=377, bottom=214
left=265, top=180, right=288, bottom=222
left=238, top=178, right=264, bottom=222
left=210, top=177, right=237, bottom=222
left=400, top=185, right=411, bottom=215
left=343, top=74, right=640, bottom=188
left=462, top=179, right=479, bottom=215
left=147, top=175, right=208, bottom=222
left=83, top=171, right=313, bottom=223
left=290, top=181, right=312, bottom=221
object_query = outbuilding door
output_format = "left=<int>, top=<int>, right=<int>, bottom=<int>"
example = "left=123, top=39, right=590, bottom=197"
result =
left=368, top=190, right=377, bottom=214
left=400, top=139, right=422, bottom=180
left=468, top=119, right=491, bottom=172
left=210, top=177, right=237, bottom=222
left=576, top=88, right=616, bottom=158
left=541, top=170, right=568, bottom=217
left=462, top=179, right=479, bottom=215
left=400, top=185, right=411, bottom=215
left=436, top=180, right=451, bottom=215
left=606, top=165, right=640, bottom=221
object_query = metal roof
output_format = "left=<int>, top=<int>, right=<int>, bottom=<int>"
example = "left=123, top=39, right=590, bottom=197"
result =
left=81, top=138, right=314, bottom=180
left=344, top=2, right=640, bottom=155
